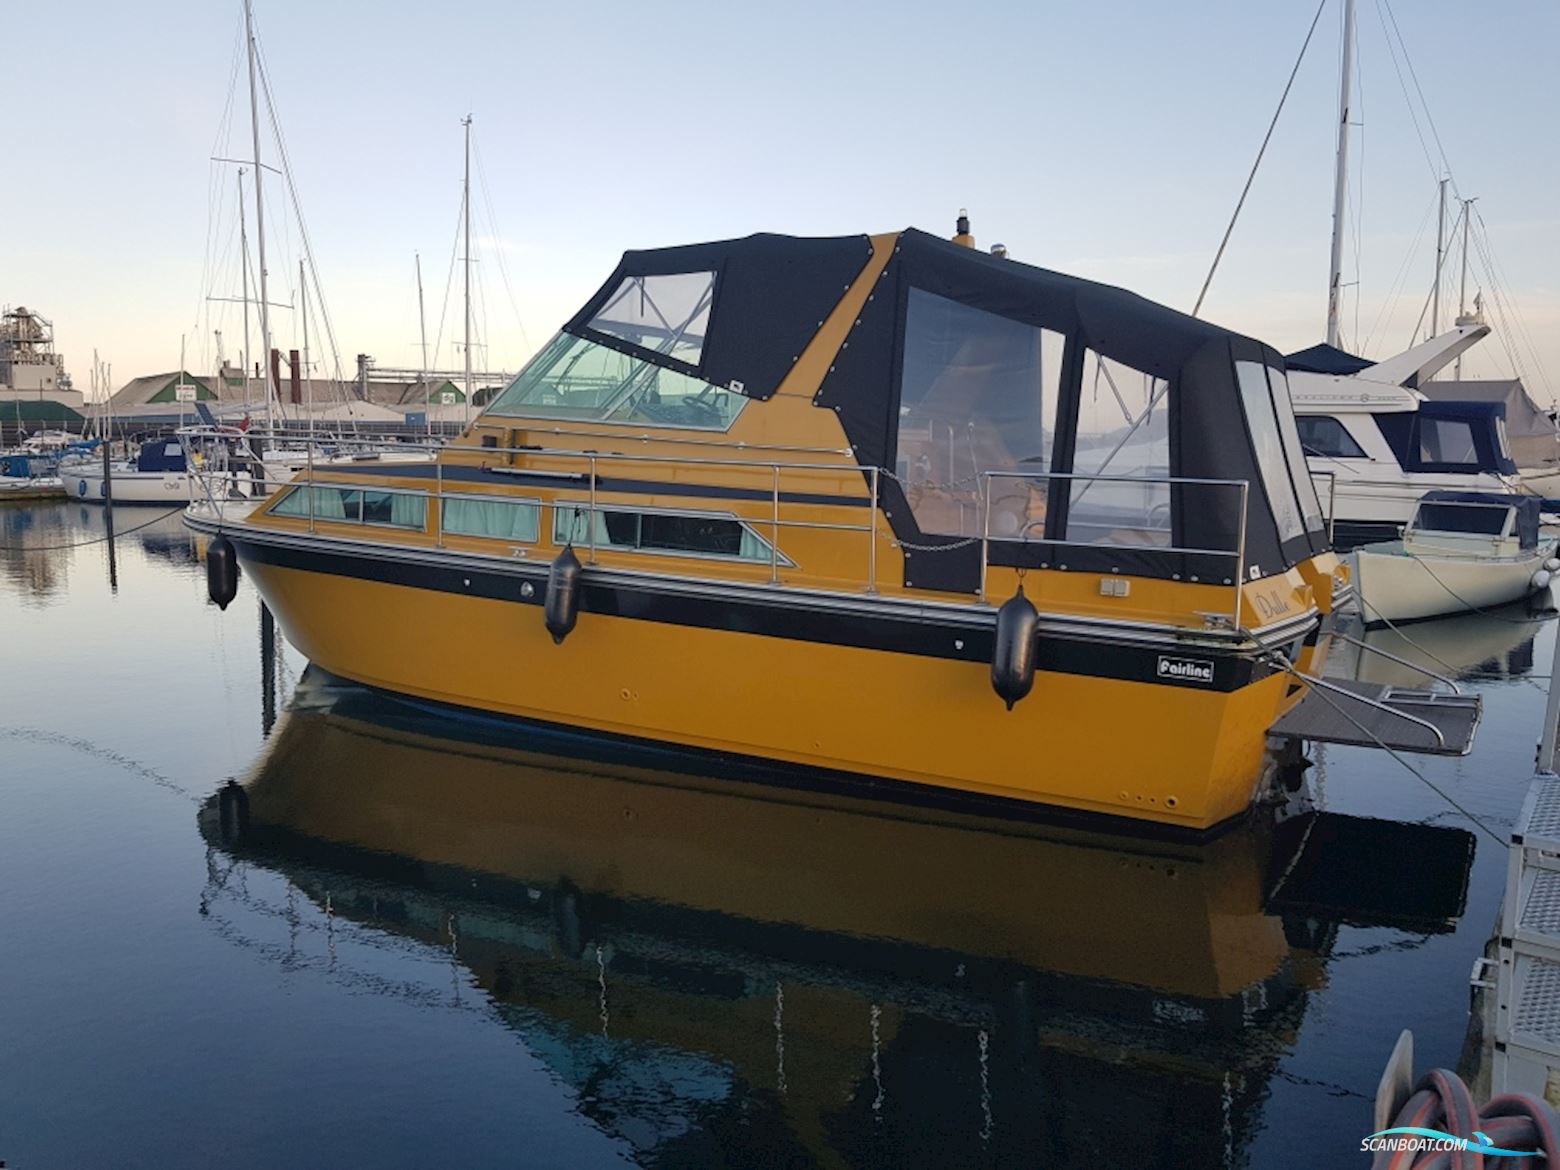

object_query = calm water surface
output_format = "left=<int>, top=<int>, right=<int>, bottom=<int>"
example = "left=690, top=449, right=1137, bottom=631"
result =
left=1, top=500, right=1553, bottom=1168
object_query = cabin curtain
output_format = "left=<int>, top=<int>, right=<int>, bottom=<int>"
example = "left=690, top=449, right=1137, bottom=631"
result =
left=444, top=498, right=538, bottom=541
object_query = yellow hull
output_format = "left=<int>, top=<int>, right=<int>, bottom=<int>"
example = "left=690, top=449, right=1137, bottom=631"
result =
left=247, top=556, right=1297, bottom=831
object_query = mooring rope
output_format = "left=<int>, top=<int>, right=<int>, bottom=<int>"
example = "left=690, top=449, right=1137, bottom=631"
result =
left=0, top=506, right=185, bottom=551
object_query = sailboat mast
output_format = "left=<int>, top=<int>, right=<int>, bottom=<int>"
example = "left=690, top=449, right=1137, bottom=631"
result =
left=416, top=251, right=430, bottom=437
left=1431, top=176, right=1447, bottom=338
left=1325, top=0, right=1357, bottom=348
left=239, top=168, right=253, bottom=420
left=301, top=258, right=313, bottom=441
left=1456, top=197, right=1476, bottom=378
left=244, top=0, right=275, bottom=428
left=462, top=114, right=473, bottom=429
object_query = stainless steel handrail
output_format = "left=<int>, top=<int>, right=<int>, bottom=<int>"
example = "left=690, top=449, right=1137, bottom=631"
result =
left=977, top=469, right=1252, bottom=625
left=181, top=427, right=1270, bottom=626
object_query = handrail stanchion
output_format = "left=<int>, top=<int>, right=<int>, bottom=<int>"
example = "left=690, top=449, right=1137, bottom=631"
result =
left=1232, top=481, right=1249, bottom=629
left=588, top=455, right=598, bottom=565
left=979, top=472, right=993, bottom=604
left=867, top=467, right=880, bottom=594
left=770, top=464, right=781, bottom=585
left=434, top=458, right=443, bottom=548
left=1326, top=472, right=1338, bottom=545
left=307, top=442, right=315, bottom=534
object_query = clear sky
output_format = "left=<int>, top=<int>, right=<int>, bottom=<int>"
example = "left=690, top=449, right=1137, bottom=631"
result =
left=7, top=0, right=1557, bottom=403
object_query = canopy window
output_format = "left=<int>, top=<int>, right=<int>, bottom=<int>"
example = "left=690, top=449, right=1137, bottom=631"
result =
left=1419, top=418, right=1479, bottom=465
left=1065, top=351, right=1170, bottom=548
left=586, top=272, right=714, bottom=367
left=1372, top=401, right=1518, bottom=476
left=894, top=289, right=1064, bottom=539
left=1235, top=361, right=1305, bottom=544
left=1265, top=367, right=1327, bottom=535
left=557, top=233, right=875, bottom=400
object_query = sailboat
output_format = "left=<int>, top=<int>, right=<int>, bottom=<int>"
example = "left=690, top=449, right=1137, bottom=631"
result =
left=1275, top=0, right=1528, bottom=549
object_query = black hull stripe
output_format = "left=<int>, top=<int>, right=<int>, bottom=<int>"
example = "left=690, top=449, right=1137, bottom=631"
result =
left=234, top=535, right=1278, bottom=693
left=320, top=460, right=870, bottom=509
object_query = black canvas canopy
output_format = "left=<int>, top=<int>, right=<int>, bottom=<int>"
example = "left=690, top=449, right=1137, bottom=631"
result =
left=553, top=228, right=1329, bottom=592
left=816, top=230, right=1328, bottom=589
left=564, top=233, right=874, bottom=401
left=1285, top=343, right=1372, bottom=376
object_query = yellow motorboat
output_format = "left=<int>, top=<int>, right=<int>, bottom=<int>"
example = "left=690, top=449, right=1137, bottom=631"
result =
left=189, top=217, right=1391, bottom=832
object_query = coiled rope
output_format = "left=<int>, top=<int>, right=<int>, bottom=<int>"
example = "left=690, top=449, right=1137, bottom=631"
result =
left=1372, top=1068, right=1558, bottom=1168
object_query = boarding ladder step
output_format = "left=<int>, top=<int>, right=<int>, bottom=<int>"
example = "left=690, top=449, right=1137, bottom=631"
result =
left=1268, top=679, right=1481, bottom=756
left=1513, top=771, right=1560, bottom=860
left=1488, top=771, right=1560, bottom=1095
left=1502, top=952, right=1560, bottom=1063
left=1508, top=868, right=1560, bottom=960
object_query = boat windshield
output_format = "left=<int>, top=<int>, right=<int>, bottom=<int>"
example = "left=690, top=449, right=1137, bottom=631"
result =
left=483, top=332, right=747, bottom=431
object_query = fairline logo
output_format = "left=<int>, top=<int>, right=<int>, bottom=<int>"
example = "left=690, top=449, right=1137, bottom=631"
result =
left=1361, top=1126, right=1544, bottom=1159
left=1156, top=656, right=1214, bottom=684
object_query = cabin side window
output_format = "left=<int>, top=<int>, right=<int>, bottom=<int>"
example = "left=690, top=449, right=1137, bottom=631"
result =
left=553, top=505, right=777, bottom=562
left=1265, top=368, right=1326, bottom=534
left=1296, top=415, right=1368, bottom=459
left=269, top=485, right=427, bottom=530
left=1065, top=350, right=1170, bottom=548
left=442, top=496, right=540, bottom=542
left=894, top=288, right=1062, bottom=539
left=483, top=332, right=746, bottom=431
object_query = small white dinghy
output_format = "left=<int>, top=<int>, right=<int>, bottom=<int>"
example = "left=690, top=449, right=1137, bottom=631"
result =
left=1353, top=491, right=1558, bottom=625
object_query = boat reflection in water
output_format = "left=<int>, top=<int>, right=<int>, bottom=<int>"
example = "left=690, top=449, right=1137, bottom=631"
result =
left=1335, top=600, right=1551, bottom=689
left=200, top=674, right=1475, bottom=1167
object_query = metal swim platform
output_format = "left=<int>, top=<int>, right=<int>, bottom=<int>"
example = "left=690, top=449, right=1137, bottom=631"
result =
left=1269, top=678, right=1482, bottom=756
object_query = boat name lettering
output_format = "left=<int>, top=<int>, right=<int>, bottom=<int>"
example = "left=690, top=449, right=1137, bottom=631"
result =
left=1252, top=589, right=1293, bottom=620
left=1157, top=656, right=1215, bottom=684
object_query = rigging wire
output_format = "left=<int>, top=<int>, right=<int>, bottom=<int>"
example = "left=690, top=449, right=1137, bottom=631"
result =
left=194, top=21, right=247, bottom=375
left=1373, top=0, right=1553, bottom=398
left=1191, top=0, right=1327, bottom=319
left=1370, top=0, right=1441, bottom=185
left=1360, top=184, right=1436, bottom=353
left=471, top=134, right=532, bottom=356
left=431, top=194, right=464, bottom=374
left=253, top=36, right=349, bottom=404
left=1404, top=199, right=1464, bottom=349
left=1467, top=224, right=1533, bottom=386
left=1473, top=206, right=1555, bottom=404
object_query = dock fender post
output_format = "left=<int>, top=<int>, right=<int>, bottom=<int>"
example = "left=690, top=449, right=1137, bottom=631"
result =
left=991, top=583, right=1039, bottom=710
left=544, top=545, right=583, bottom=644
left=207, top=533, right=239, bottom=610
